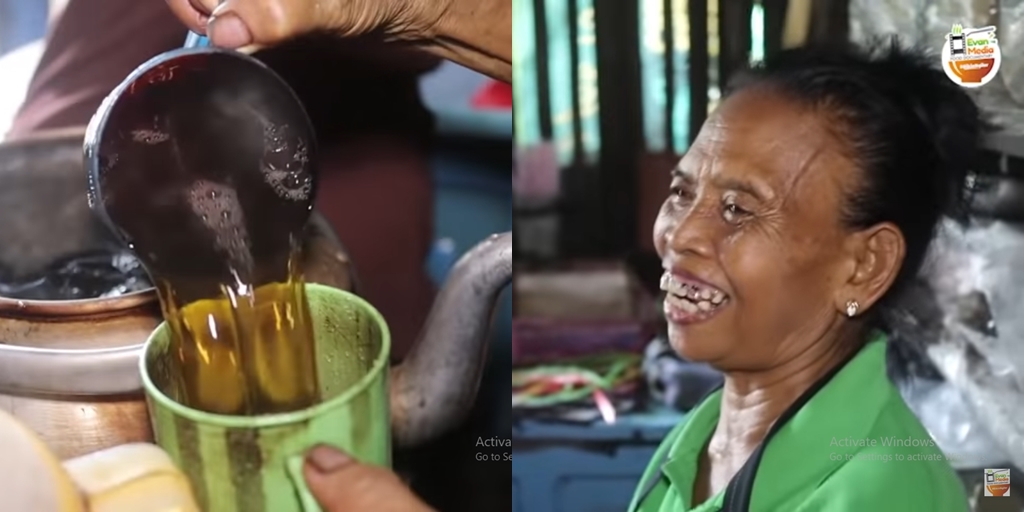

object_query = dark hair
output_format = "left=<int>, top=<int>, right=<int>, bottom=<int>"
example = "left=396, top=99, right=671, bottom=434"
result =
left=726, top=38, right=986, bottom=307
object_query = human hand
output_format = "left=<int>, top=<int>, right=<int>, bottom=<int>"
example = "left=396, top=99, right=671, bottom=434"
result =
left=302, top=444, right=436, bottom=512
left=165, top=0, right=450, bottom=49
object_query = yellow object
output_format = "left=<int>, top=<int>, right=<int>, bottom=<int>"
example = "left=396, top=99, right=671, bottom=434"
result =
left=0, top=409, right=199, bottom=512
left=65, top=444, right=200, bottom=512
left=783, top=0, right=813, bottom=48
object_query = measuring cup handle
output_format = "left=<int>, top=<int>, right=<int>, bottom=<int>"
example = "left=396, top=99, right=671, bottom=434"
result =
left=183, top=32, right=210, bottom=48
left=285, top=455, right=324, bottom=512
left=183, top=0, right=223, bottom=47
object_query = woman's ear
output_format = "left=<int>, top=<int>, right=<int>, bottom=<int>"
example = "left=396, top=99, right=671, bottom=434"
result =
left=836, top=222, right=905, bottom=315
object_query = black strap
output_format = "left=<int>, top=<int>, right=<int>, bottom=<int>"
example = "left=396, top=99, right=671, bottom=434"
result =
left=720, top=349, right=862, bottom=511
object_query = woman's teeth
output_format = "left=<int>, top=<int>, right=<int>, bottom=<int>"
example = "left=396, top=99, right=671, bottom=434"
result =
left=659, top=273, right=728, bottom=312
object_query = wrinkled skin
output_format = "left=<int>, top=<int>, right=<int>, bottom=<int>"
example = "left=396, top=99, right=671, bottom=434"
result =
left=165, top=0, right=512, bottom=81
left=167, top=0, right=447, bottom=47
left=653, top=88, right=906, bottom=501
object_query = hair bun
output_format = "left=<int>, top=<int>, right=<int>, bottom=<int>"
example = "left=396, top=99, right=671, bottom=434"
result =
left=864, top=38, right=985, bottom=215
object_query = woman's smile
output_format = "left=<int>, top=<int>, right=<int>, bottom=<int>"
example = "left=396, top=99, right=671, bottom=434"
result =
left=660, top=271, right=730, bottom=325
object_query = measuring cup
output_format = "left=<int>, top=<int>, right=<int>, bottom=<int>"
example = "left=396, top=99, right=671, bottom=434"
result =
left=140, top=285, right=391, bottom=512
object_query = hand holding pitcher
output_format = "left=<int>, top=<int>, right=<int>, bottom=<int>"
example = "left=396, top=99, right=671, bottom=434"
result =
left=167, top=0, right=446, bottom=46
left=164, top=0, right=511, bottom=81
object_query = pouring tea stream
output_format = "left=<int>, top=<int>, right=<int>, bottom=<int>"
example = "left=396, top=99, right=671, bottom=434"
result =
left=84, top=44, right=512, bottom=446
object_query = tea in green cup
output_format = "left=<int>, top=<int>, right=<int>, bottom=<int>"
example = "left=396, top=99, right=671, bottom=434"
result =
left=140, top=284, right=391, bottom=512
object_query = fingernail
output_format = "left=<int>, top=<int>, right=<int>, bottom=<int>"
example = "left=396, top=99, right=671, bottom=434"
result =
left=208, top=12, right=252, bottom=48
left=306, top=445, right=353, bottom=474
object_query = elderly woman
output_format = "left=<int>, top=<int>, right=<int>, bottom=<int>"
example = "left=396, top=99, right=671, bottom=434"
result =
left=632, top=42, right=977, bottom=511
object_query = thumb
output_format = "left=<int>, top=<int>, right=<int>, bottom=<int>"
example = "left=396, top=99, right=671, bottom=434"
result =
left=303, top=445, right=435, bottom=512
left=207, top=0, right=320, bottom=48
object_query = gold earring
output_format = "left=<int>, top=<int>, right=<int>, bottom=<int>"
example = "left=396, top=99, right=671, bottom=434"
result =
left=845, top=300, right=859, bottom=318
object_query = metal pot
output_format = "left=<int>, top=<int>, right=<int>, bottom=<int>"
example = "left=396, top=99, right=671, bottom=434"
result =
left=0, top=129, right=354, bottom=459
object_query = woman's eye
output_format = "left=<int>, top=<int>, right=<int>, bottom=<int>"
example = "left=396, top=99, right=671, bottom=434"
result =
left=670, top=186, right=691, bottom=200
left=723, top=202, right=750, bottom=220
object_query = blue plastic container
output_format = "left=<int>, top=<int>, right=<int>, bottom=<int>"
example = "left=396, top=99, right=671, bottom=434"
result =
left=512, top=409, right=685, bottom=512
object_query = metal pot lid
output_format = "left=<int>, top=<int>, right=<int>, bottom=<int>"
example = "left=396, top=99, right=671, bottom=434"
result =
left=0, top=342, right=143, bottom=396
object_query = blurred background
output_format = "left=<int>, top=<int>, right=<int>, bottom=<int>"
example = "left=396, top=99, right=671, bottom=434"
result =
left=512, top=0, right=1024, bottom=511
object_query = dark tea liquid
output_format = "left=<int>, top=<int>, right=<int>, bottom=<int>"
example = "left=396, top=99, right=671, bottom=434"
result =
left=159, top=249, right=320, bottom=416
left=92, top=52, right=323, bottom=416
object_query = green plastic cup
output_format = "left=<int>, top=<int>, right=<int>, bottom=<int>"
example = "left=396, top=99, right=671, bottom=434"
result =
left=140, top=284, right=392, bottom=512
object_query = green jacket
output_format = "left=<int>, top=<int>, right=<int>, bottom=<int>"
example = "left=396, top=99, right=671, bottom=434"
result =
left=629, top=339, right=970, bottom=511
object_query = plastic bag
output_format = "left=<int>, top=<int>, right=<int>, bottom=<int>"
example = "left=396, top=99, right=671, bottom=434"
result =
left=890, top=219, right=1024, bottom=469
left=849, top=0, right=1024, bottom=135
left=1000, top=0, right=1024, bottom=106
left=895, top=371, right=1008, bottom=468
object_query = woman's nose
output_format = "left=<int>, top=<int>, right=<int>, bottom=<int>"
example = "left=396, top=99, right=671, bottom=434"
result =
left=665, top=209, right=716, bottom=259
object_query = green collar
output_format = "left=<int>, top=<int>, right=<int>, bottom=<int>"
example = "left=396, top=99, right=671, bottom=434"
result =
left=660, top=335, right=893, bottom=509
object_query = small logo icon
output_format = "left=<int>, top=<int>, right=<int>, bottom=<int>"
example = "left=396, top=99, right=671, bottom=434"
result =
left=984, top=468, right=1011, bottom=497
left=942, top=24, right=1001, bottom=87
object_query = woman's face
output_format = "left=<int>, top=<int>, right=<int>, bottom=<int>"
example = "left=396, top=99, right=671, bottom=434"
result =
left=653, top=88, right=892, bottom=370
